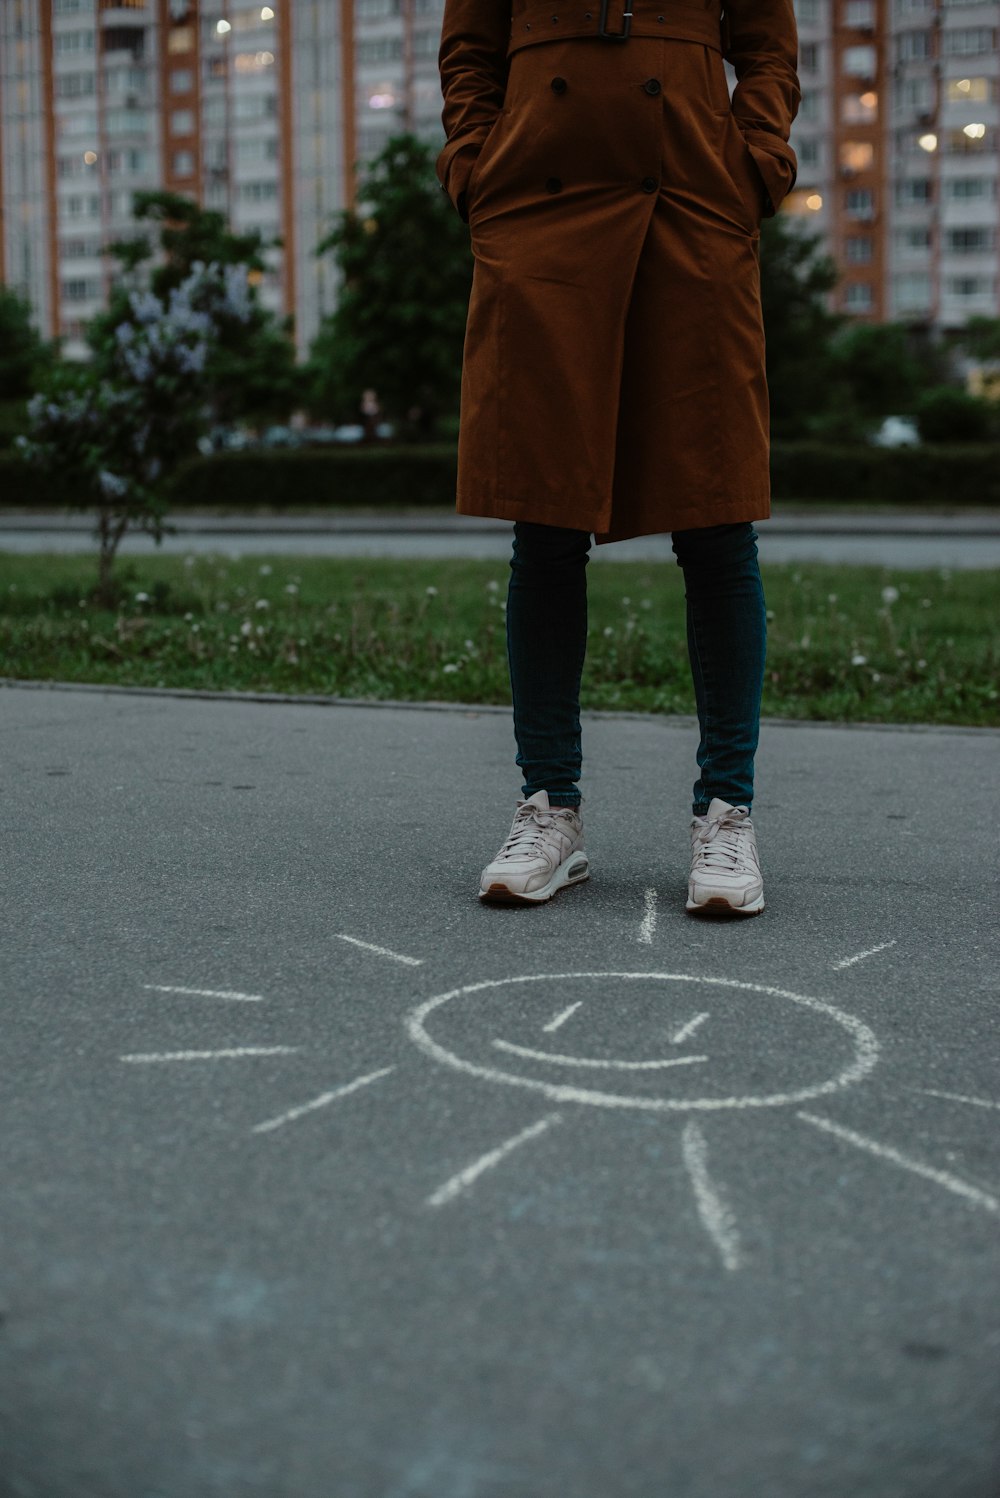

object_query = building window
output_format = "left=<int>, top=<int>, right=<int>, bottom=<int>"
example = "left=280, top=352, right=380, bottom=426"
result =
left=845, top=186, right=875, bottom=217
left=60, top=237, right=102, bottom=259
left=61, top=278, right=101, bottom=301
left=54, top=0, right=84, bottom=12
left=171, top=108, right=195, bottom=134
left=55, top=72, right=97, bottom=99
left=800, top=41, right=819, bottom=69
left=843, top=90, right=878, bottom=121
left=941, top=28, right=996, bottom=55
left=893, top=273, right=931, bottom=311
left=237, top=180, right=279, bottom=202
left=168, top=26, right=194, bottom=52
left=172, top=150, right=196, bottom=177
left=170, top=67, right=194, bottom=93
left=844, top=282, right=874, bottom=311
left=845, top=235, right=873, bottom=263
left=895, top=30, right=932, bottom=61
left=796, top=0, right=820, bottom=21
left=841, top=140, right=875, bottom=172
left=235, top=136, right=280, bottom=163
left=844, top=0, right=875, bottom=26
left=944, top=125, right=992, bottom=152
left=944, top=175, right=994, bottom=199
left=946, top=226, right=997, bottom=252
left=64, top=194, right=101, bottom=219
left=797, top=137, right=821, bottom=166
left=105, top=108, right=148, bottom=134
left=894, top=76, right=932, bottom=110
left=895, top=176, right=932, bottom=203
left=944, top=75, right=990, bottom=102
left=799, top=89, right=822, bottom=120
left=843, top=44, right=876, bottom=74
left=946, top=275, right=997, bottom=296
left=233, top=94, right=278, bottom=121
left=54, top=30, right=96, bottom=54
left=357, top=37, right=404, bottom=63
left=894, top=225, right=932, bottom=250
left=234, top=50, right=275, bottom=72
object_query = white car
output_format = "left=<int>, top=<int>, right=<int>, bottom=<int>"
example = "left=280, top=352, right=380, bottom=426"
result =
left=870, top=415, right=920, bottom=448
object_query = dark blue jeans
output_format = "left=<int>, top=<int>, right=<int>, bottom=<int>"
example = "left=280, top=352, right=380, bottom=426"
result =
left=506, top=520, right=767, bottom=814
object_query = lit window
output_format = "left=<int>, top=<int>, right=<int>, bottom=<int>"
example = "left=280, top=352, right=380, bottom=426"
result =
left=233, top=50, right=275, bottom=72
left=842, top=91, right=877, bottom=121
left=945, top=75, right=990, bottom=101
left=841, top=140, right=875, bottom=171
left=168, top=26, right=194, bottom=52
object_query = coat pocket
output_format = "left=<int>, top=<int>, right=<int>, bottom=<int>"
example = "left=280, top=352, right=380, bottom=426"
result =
left=464, top=109, right=511, bottom=221
left=718, top=111, right=767, bottom=236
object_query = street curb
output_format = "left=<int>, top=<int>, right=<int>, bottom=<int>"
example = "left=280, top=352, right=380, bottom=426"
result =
left=2, top=677, right=997, bottom=737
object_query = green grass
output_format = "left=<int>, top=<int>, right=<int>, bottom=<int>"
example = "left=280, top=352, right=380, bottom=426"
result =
left=1, top=552, right=997, bottom=726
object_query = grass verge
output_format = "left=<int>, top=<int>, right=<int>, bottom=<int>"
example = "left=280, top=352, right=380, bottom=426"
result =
left=1, top=553, right=996, bottom=726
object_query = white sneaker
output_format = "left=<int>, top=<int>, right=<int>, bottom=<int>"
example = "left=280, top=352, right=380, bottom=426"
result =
left=686, top=797, right=764, bottom=916
left=479, top=790, right=590, bottom=904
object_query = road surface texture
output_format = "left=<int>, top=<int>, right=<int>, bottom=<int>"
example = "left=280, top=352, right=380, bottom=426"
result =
left=2, top=510, right=1000, bottom=567
left=2, top=682, right=998, bottom=1498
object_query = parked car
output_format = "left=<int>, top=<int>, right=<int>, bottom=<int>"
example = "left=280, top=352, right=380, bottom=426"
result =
left=870, top=415, right=920, bottom=448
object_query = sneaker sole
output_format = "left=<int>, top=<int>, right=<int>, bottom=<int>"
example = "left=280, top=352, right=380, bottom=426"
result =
left=479, top=855, right=590, bottom=905
left=686, top=892, right=765, bottom=917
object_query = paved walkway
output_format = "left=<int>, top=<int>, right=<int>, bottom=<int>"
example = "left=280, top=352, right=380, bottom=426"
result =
left=3, top=681, right=998, bottom=1497
left=3, top=509, right=1000, bottom=567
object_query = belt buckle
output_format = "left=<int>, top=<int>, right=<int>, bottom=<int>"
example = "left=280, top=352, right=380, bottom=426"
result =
left=598, top=0, right=632, bottom=39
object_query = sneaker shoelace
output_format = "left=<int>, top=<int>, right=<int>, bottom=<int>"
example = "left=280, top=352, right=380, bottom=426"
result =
left=692, top=808, right=755, bottom=874
left=495, top=804, right=573, bottom=863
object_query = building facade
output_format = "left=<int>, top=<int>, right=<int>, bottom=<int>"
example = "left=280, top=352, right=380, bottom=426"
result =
left=0, top=0, right=997, bottom=357
left=786, top=0, right=1000, bottom=326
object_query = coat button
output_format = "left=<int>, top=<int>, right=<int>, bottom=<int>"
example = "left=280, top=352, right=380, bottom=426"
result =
left=643, top=78, right=662, bottom=96
left=546, top=176, right=563, bottom=193
left=641, top=176, right=658, bottom=193
left=551, top=76, right=568, bottom=94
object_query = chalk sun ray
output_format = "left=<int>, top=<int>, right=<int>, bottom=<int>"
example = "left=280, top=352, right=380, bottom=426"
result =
left=798, top=1111, right=1000, bottom=1216
left=426, top=1114, right=562, bottom=1208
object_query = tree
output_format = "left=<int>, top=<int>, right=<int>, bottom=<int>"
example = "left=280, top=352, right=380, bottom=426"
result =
left=955, top=315, right=1000, bottom=363
left=0, top=284, right=55, bottom=401
left=308, top=133, right=474, bottom=436
left=18, top=262, right=256, bottom=605
left=825, top=321, right=940, bottom=428
left=88, top=190, right=300, bottom=429
left=758, top=214, right=842, bottom=439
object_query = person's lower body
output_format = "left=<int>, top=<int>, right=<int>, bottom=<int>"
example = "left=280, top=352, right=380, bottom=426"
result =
left=478, top=519, right=767, bottom=911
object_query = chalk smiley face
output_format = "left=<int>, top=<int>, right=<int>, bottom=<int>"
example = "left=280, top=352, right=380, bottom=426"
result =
left=406, top=971, right=879, bottom=1112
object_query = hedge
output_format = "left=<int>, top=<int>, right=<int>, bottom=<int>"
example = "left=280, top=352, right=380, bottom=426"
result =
left=1, top=440, right=999, bottom=510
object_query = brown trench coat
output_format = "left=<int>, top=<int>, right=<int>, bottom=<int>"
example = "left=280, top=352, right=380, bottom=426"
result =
left=436, top=0, right=800, bottom=542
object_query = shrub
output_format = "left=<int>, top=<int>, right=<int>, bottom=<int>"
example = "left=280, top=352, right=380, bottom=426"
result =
left=914, top=386, right=998, bottom=444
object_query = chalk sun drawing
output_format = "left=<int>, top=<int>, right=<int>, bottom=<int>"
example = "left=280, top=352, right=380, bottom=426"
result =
left=126, top=929, right=999, bottom=1272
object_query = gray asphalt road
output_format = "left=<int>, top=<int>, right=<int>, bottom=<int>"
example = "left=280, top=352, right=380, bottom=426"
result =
left=2, top=511, right=1000, bottom=568
left=2, top=683, right=999, bottom=1498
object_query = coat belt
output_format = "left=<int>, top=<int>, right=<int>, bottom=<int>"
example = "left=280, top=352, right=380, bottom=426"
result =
left=507, top=0, right=724, bottom=56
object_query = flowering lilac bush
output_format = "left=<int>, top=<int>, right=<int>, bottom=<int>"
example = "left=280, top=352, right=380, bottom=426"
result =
left=18, top=261, right=255, bottom=604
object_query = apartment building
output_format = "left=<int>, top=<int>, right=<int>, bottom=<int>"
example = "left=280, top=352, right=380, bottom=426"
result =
left=0, top=0, right=996, bottom=357
left=786, top=0, right=1000, bottom=325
